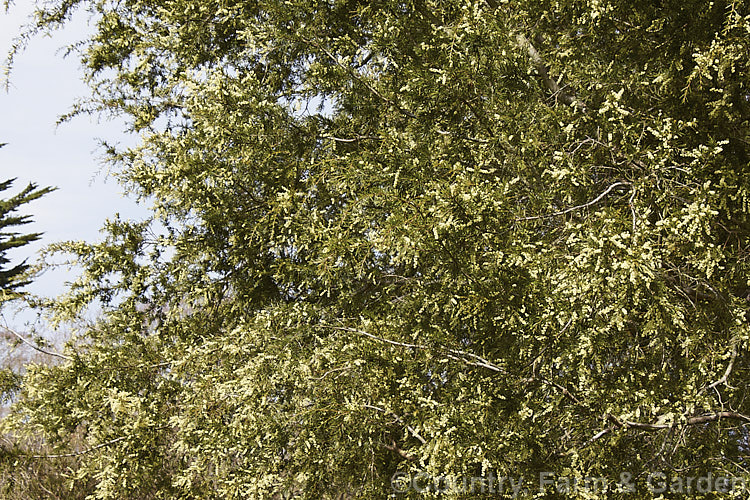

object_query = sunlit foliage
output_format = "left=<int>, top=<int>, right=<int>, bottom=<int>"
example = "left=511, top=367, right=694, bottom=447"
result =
left=2, top=0, right=750, bottom=497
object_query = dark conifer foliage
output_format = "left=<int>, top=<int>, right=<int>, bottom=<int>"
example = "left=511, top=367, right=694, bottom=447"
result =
left=0, top=145, right=53, bottom=295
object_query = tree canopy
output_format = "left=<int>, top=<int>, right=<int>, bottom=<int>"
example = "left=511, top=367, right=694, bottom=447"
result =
left=2, top=0, right=750, bottom=498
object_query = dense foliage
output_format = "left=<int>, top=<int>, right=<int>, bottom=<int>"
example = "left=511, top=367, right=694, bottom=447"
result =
left=2, top=0, right=750, bottom=497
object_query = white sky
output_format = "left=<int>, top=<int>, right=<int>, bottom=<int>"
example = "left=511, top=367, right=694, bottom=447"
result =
left=1, top=3, right=149, bottom=328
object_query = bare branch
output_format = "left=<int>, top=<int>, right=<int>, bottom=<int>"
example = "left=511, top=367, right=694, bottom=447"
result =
left=515, top=33, right=586, bottom=112
left=544, top=378, right=581, bottom=405
left=436, top=129, right=490, bottom=144
left=328, top=325, right=425, bottom=350
left=516, top=181, right=631, bottom=221
left=699, top=347, right=738, bottom=395
left=584, top=427, right=612, bottom=447
left=308, top=366, right=350, bottom=381
left=322, top=135, right=382, bottom=143
left=29, top=436, right=127, bottom=459
left=579, top=411, right=750, bottom=452
left=383, top=439, right=417, bottom=461
left=326, top=325, right=505, bottom=374
left=607, top=411, right=750, bottom=432
left=0, top=324, right=72, bottom=362
left=363, top=404, right=427, bottom=445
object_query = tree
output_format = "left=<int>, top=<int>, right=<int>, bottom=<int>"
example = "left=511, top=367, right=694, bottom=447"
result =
left=0, top=145, right=60, bottom=498
left=0, top=145, right=53, bottom=299
left=2, top=0, right=750, bottom=498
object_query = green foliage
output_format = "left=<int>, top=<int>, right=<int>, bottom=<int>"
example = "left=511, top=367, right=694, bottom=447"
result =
left=0, top=434, right=94, bottom=500
left=0, top=146, right=54, bottom=300
left=3, top=0, right=750, bottom=498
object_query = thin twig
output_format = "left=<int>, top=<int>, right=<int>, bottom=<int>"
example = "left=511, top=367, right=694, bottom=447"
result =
left=309, top=366, right=350, bottom=381
left=29, top=436, right=128, bottom=459
left=629, top=187, right=637, bottom=234
left=436, top=129, right=490, bottom=144
left=322, top=135, right=382, bottom=143
left=328, top=325, right=426, bottom=350
left=305, top=39, right=416, bottom=119
left=521, top=317, right=573, bottom=371
left=544, top=378, right=581, bottom=405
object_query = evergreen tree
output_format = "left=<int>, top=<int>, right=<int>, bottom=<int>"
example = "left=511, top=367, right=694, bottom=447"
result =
left=2, top=0, right=750, bottom=498
left=0, top=145, right=53, bottom=297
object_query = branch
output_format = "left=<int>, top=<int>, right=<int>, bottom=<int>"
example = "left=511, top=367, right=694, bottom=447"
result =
left=580, top=411, right=750, bottom=453
left=544, top=378, right=581, bottom=405
left=363, top=404, right=427, bottom=445
left=0, top=325, right=72, bottom=362
left=328, top=325, right=425, bottom=350
left=322, top=134, right=382, bottom=143
left=28, top=436, right=127, bottom=459
left=515, top=33, right=586, bottom=112
left=699, top=347, right=738, bottom=395
left=383, top=439, right=417, bottom=461
left=326, top=325, right=505, bottom=374
left=607, top=411, right=750, bottom=432
left=521, top=317, right=572, bottom=372
left=304, top=38, right=416, bottom=119
left=444, top=350, right=505, bottom=373
left=436, top=129, right=490, bottom=144
left=515, top=181, right=630, bottom=221
left=582, top=427, right=613, bottom=448
left=309, top=366, right=350, bottom=381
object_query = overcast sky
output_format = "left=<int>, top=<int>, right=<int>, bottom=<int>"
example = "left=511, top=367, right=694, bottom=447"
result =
left=1, top=4, right=148, bottom=327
